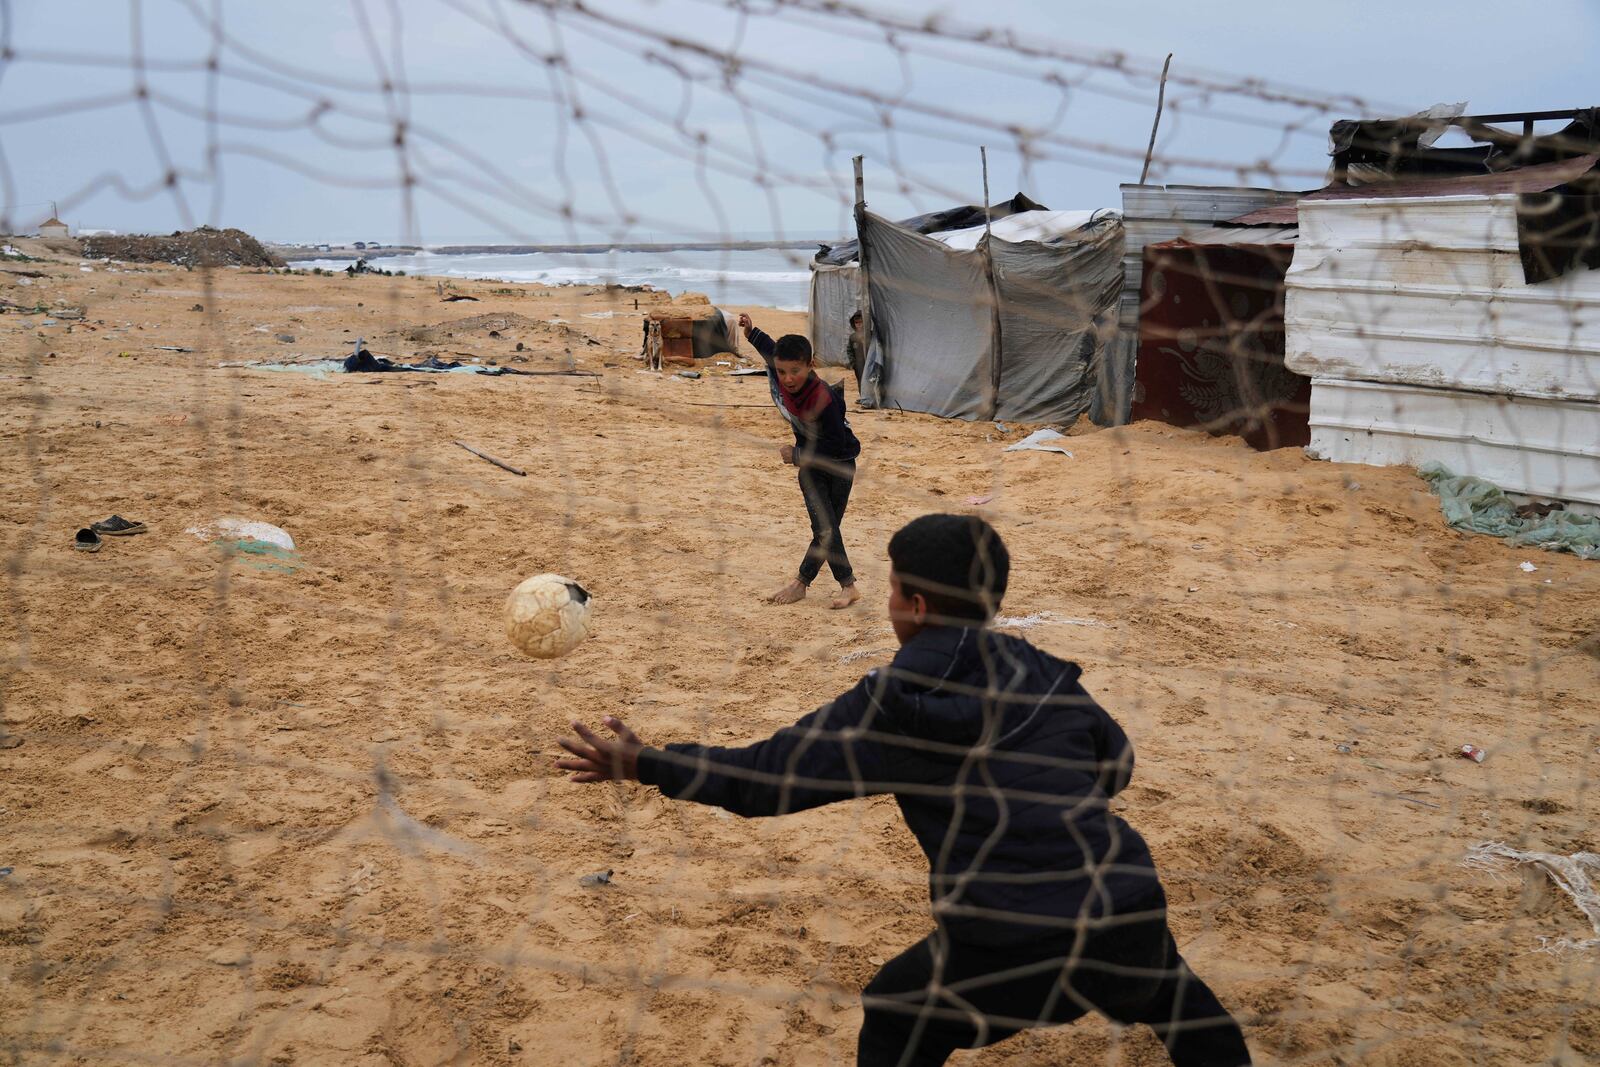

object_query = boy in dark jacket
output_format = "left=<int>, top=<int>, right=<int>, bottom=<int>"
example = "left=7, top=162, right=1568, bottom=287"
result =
left=557, top=514, right=1251, bottom=1066
left=737, top=312, right=862, bottom=609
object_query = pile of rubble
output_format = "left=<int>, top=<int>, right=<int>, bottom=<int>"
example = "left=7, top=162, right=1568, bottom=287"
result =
left=81, top=226, right=285, bottom=268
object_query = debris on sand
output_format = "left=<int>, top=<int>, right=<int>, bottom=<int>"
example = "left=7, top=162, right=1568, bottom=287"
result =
left=81, top=226, right=284, bottom=269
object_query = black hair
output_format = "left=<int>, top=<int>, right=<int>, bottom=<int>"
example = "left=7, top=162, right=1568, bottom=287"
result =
left=888, top=513, right=1009, bottom=624
left=849, top=310, right=863, bottom=325
left=773, top=334, right=812, bottom=363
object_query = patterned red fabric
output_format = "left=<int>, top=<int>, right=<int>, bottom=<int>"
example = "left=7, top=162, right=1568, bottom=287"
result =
left=1130, top=241, right=1310, bottom=452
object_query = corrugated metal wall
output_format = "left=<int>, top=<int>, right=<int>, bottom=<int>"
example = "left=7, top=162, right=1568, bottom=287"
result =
left=1099, top=183, right=1301, bottom=424
left=1287, top=194, right=1600, bottom=512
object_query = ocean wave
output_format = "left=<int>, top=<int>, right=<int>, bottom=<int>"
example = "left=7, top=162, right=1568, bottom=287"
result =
left=296, top=249, right=813, bottom=308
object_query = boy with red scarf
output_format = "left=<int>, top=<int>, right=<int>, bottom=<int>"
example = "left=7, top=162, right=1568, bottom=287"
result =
left=738, top=313, right=862, bottom=609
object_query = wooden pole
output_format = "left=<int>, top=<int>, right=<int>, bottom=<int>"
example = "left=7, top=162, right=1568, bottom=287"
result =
left=978, top=146, right=1005, bottom=421
left=1139, top=54, right=1174, bottom=185
left=453, top=440, right=526, bottom=476
left=852, top=156, right=874, bottom=397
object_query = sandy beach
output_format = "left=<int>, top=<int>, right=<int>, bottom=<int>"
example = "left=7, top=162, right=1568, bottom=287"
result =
left=2, top=246, right=1597, bottom=1066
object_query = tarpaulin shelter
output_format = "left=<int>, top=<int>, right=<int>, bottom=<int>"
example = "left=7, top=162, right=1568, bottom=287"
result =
left=809, top=194, right=1047, bottom=371
left=812, top=194, right=1125, bottom=423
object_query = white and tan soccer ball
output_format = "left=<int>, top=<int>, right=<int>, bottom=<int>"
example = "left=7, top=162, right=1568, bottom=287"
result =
left=504, top=573, right=593, bottom=659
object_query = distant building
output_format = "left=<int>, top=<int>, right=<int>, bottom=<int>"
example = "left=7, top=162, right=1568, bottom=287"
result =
left=316, top=243, right=331, bottom=252
left=353, top=241, right=367, bottom=250
left=38, top=217, right=68, bottom=238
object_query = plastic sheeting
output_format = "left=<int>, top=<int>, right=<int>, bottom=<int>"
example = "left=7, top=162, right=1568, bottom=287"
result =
left=858, top=210, right=1123, bottom=424
left=1418, top=462, right=1600, bottom=559
left=807, top=261, right=859, bottom=369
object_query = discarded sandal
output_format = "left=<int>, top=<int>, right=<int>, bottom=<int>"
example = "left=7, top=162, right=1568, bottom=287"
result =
left=74, top=528, right=102, bottom=552
left=90, top=515, right=147, bottom=536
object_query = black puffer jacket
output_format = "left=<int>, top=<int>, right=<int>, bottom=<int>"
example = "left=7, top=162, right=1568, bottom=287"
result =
left=636, top=626, right=1160, bottom=944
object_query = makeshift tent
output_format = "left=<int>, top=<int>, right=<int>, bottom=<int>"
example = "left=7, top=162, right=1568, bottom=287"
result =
left=809, top=194, right=1052, bottom=371
left=812, top=196, right=1123, bottom=423
left=856, top=209, right=1122, bottom=422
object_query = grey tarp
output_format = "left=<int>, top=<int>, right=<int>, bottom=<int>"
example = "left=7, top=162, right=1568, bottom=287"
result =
left=807, top=262, right=859, bottom=368
left=858, top=210, right=1123, bottom=423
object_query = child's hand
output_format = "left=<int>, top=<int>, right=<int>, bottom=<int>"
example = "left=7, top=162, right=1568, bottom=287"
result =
left=737, top=312, right=753, bottom=332
left=779, top=444, right=795, bottom=465
left=556, top=716, right=644, bottom=783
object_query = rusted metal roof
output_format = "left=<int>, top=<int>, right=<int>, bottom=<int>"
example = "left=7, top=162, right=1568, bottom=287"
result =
left=1228, top=153, right=1600, bottom=226
left=1152, top=224, right=1298, bottom=246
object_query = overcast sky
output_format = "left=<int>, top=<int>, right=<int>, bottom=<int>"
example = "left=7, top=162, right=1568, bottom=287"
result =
left=0, top=0, right=1594, bottom=244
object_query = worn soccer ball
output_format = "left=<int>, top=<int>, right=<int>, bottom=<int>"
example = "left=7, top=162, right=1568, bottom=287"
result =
left=504, top=574, right=593, bottom=659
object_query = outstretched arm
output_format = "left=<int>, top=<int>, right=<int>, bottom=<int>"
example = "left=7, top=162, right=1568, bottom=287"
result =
left=560, top=678, right=894, bottom=817
left=738, top=312, right=777, bottom=360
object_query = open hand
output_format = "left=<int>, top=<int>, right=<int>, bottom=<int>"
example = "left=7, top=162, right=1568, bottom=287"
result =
left=556, top=716, right=644, bottom=783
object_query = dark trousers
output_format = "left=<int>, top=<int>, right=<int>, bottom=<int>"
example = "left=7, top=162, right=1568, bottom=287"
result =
left=858, top=896, right=1250, bottom=1066
left=797, top=460, right=855, bottom=586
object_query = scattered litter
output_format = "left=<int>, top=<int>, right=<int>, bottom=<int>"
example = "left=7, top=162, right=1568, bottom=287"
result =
left=79, top=266, right=93, bottom=272
left=714, top=361, right=732, bottom=367
left=994, top=422, right=1008, bottom=433
left=1462, top=842, right=1600, bottom=954
left=582, top=311, right=616, bottom=319
left=730, top=367, right=768, bottom=377
left=965, top=494, right=994, bottom=506
left=1459, top=744, right=1486, bottom=763
left=154, top=346, right=193, bottom=353
left=579, top=869, right=613, bottom=887
left=1003, top=428, right=1073, bottom=457
left=1187, top=586, right=1199, bottom=593
left=0, top=867, right=12, bottom=878
left=441, top=293, right=479, bottom=302
left=676, top=370, right=701, bottom=379
left=274, top=333, right=295, bottom=343
left=187, top=518, right=294, bottom=550
left=1519, top=561, right=1538, bottom=572
left=1335, top=742, right=1355, bottom=754
left=993, top=611, right=1105, bottom=631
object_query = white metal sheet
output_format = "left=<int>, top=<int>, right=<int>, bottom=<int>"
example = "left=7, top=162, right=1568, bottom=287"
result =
left=1308, top=378, right=1600, bottom=513
left=1286, top=195, right=1600, bottom=402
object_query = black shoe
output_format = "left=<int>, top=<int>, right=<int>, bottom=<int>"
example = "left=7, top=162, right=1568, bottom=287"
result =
left=90, top=515, right=147, bottom=536
left=74, top=528, right=102, bottom=552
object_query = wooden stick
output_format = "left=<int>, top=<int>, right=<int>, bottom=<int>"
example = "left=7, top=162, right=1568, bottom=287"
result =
left=1140, top=54, right=1174, bottom=184
left=979, top=145, right=1004, bottom=421
left=853, top=155, right=875, bottom=397
left=453, top=440, right=525, bottom=476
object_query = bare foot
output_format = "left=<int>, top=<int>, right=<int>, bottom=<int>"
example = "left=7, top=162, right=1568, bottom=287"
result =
left=767, top=579, right=808, bottom=605
left=830, top=583, right=862, bottom=610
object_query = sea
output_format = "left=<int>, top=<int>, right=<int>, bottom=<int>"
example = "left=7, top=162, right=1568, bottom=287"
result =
left=294, top=246, right=817, bottom=310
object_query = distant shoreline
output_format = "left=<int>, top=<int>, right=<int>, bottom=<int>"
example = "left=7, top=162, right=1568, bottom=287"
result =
left=273, top=240, right=825, bottom=261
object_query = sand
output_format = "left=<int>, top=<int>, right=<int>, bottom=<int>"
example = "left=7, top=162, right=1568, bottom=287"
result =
left=1, top=247, right=1597, bottom=1066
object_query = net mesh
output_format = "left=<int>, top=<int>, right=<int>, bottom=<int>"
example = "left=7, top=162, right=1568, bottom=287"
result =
left=1, top=3, right=1598, bottom=1065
